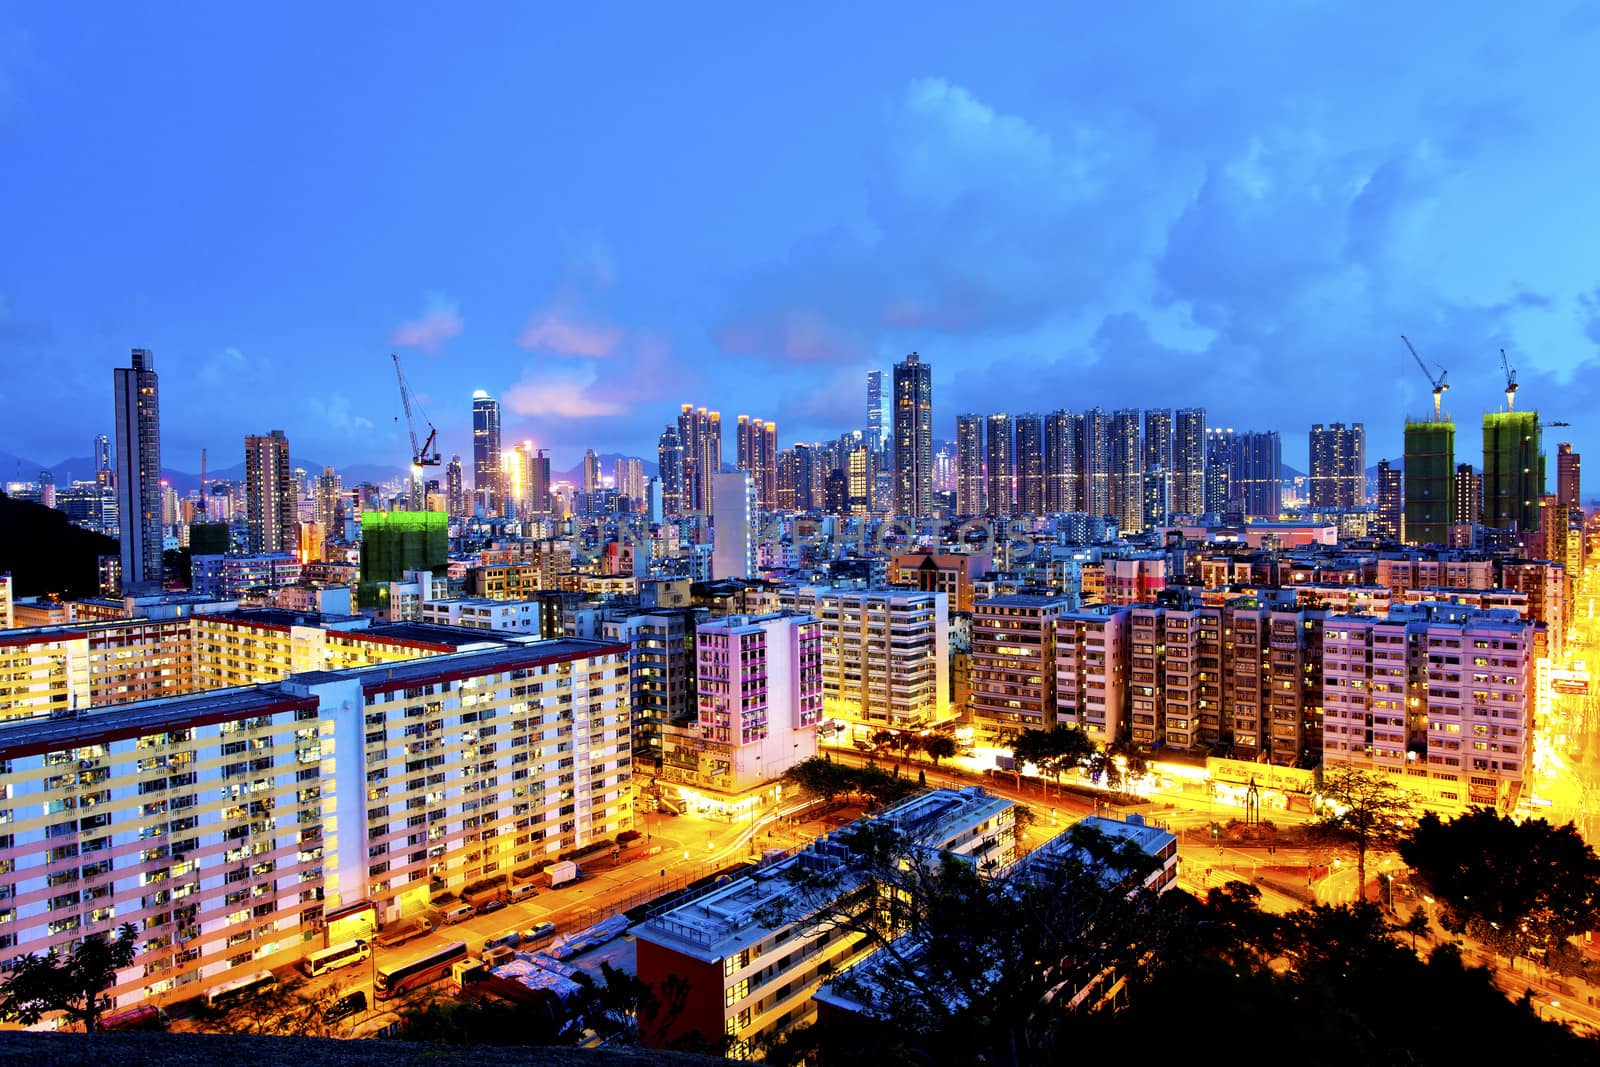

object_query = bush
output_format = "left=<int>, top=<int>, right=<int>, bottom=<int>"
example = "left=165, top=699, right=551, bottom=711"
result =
left=461, top=878, right=503, bottom=899
left=431, top=891, right=459, bottom=906
left=559, top=840, right=612, bottom=862
left=513, top=861, right=552, bottom=880
left=616, top=829, right=642, bottom=844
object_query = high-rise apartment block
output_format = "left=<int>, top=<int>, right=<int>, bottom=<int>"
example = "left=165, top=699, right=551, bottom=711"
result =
left=244, top=429, right=295, bottom=553
left=1375, top=459, right=1403, bottom=540
left=866, top=369, right=888, bottom=451
left=1558, top=442, right=1581, bottom=510
left=1110, top=408, right=1143, bottom=533
left=471, top=389, right=502, bottom=516
left=955, top=414, right=986, bottom=516
left=778, top=586, right=950, bottom=731
left=1015, top=414, right=1045, bottom=515
left=657, top=425, right=685, bottom=516
left=113, top=348, right=163, bottom=591
left=692, top=612, right=822, bottom=782
left=891, top=352, right=933, bottom=516
left=985, top=413, right=1014, bottom=516
left=1309, top=422, right=1366, bottom=508
left=970, top=594, right=1075, bottom=739
left=677, top=405, right=723, bottom=515
left=1044, top=409, right=1082, bottom=514
left=1172, top=408, right=1206, bottom=519
left=735, top=415, right=778, bottom=510
left=1082, top=408, right=1112, bottom=519
left=1054, top=605, right=1131, bottom=746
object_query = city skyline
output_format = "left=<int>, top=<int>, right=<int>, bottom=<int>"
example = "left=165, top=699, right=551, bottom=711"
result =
left=4, top=7, right=1600, bottom=473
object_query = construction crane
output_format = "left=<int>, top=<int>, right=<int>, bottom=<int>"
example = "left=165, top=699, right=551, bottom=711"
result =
left=391, top=353, right=441, bottom=468
left=1402, top=335, right=1449, bottom=421
left=1500, top=348, right=1519, bottom=411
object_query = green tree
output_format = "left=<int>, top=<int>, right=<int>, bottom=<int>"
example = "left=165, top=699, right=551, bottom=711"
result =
left=924, top=735, right=957, bottom=766
left=1314, top=765, right=1414, bottom=904
left=1399, top=808, right=1600, bottom=962
left=0, top=923, right=138, bottom=1033
left=1396, top=906, right=1431, bottom=951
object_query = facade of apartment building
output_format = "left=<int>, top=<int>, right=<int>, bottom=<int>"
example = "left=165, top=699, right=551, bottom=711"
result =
left=969, top=595, right=1075, bottom=740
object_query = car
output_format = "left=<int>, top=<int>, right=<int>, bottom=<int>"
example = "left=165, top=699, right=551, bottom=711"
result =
left=323, top=990, right=367, bottom=1025
left=507, top=882, right=538, bottom=903
left=521, top=921, right=557, bottom=945
left=476, top=897, right=507, bottom=916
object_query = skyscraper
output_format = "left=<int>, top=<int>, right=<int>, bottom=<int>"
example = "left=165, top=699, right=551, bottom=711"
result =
left=93, top=433, right=112, bottom=486
left=614, top=456, right=645, bottom=510
left=471, top=390, right=502, bottom=516
left=1237, top=431, right=1282, bottom=519
left=1110, top=408, right=1143, bottom=533
left=444, top=455, right=465, bottom=520
left=955, top=414, right=986, bottom=516
left=1082, top=408, right=1112, bottom=519
left=1172, top=408, right=1206, bottom=519
left=113, top=348, right=162, bottom=591
left=1454, top=463, right=1482, bottom=529
left=582, top=449, right=602, bottom=496
left=892, top=352, right=933, bottom=517
left=1143, top=409, right=1173, bottom=472
left=1044, top=410, right=1081, bottom=514
left=244, top=430, right=295, bottom=553
left=1482, top=411, right=1543, bottom=533
left=657, top=425, right=684, bottom=516
left=314, top=466, right=344, bottom=538
left=736, top=415, right=778, bottom=510
left=711, top=471, right=757, bottom=580
left=1203, top=428, right=1232, bottom=516
left=1142, top=467, right=1171, bottom=530
left=1404, top=418, right=1455, bottom=545
left=1309, top=422, right=1366, bottom=508
left=1375, top=459, right=1402, bottom=540
left=1014, top=414, right=1044, bottom=515
left=1558, top=442, right=1581, bottom=510
left=677, top=405, right=722, bottom=514
left=985, top=414, right=1014, bottom=517
left=866, top=370, right=888, bottom=451
left=531, top=448, right=551, bottom=516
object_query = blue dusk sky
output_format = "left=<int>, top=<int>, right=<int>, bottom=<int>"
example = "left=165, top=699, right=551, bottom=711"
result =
left=3, top=5, right=1600, bottom=476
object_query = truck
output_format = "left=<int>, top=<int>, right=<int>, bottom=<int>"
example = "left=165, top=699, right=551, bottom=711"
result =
left=373, top=917, right=434, bottom=949
left=545, top=860, right=580, bottom=888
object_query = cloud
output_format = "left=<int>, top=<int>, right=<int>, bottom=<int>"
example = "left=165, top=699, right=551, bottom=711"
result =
left=516, top=308, right=623, bottom=358
left=505, top=372, right=626, bottom=418
left=199, top=345, right=271, bottom=388
left=389, top=294, right=462, bottom=353
left=308, top=392, right=376, bottom=434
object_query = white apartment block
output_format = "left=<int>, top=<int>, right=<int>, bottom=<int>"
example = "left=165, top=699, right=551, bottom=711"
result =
left=0, top=637, right=630, bottom=1011
left=1054, top=606, right=1130, bottom=746
left=636, top=787, right=1014, bottom=1058
left=1323, top=603, right=1533, bottom=811
left=776, top=586, right=949, bottom=731
left=420, top=597, right=543, bottom=635
left=687, top=613, right=823, bottom=797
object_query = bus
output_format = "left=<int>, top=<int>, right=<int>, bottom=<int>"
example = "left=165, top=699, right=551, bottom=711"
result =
left=374, top=941, right=468, bottom=1001
left=204, top=970, right=279, bottom=1010
left=101, top=1004, right=169, bottom=1031
left=302, top=938, right=372, bottom=978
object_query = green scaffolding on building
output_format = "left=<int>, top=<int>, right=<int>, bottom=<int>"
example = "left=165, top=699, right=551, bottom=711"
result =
left=360, top=510, right=447, bottom=583
left=1482, top=410, right=1544, bottom=533
left=1403, top=419, right=1454, bottom=546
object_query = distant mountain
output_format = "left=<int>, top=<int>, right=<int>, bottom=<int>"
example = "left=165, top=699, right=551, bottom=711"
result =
left=1280, top=463, right=1304, bottom=479
left=0, top=448, right=411, bottom=493
left=553, top=453, right=659, bottom=485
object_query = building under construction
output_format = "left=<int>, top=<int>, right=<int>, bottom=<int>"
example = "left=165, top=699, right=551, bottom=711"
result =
left=1403, top=419, right=1455, bottom=546
left=1482, top=410, right=1544, bottom=533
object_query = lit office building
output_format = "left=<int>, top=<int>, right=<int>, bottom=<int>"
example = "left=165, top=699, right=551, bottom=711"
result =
left=892, top=352, right=933, bottom=517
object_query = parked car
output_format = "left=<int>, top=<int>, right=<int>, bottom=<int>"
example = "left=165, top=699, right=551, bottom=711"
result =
left=483, top=930, right=520, bottom=953
left=476, top=897, right=507, bottom=916
left=507, top=882, right=538, bottom=903
left=521, top=921, right=558, bottom=946
left=323, top=990, right=367, bottom=1025
left=442, top=904, right=475, bottom=925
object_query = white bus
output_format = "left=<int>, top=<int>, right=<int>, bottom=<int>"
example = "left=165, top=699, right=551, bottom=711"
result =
left=302, top=939, right=372, bottom=978
left=204, top=970, right=279, bottom=1009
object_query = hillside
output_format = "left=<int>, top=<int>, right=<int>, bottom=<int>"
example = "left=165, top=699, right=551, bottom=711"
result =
left=0, top=492, right=117, bottom=599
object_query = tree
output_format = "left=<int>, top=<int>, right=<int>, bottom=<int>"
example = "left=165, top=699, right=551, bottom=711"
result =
left=1314, top=766, right=1414, bottom=905
left=208, top=978, right=349, bottom=1038
left=1396, top=906, right=1432, bottom=951
left=924, top=735, right=957, bottom=766
left=1400, top=808, right=1600, bottom=962
left=1011, top=725, right=1094, bottom=794
left=0, top=923, right=138, bottom=1032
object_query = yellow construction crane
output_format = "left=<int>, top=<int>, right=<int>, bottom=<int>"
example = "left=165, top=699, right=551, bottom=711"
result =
left=1402, top=335, right=1449, bottom=421
left=1500, top=348, right=1519, bottom=411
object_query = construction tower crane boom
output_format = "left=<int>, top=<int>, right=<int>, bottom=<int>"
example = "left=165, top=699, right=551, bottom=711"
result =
left=1499, top=348, right=1519, bottom=411
left=391, top=354, right=441, bottom=467
left=1402, top=335, right=1449, bottom=421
